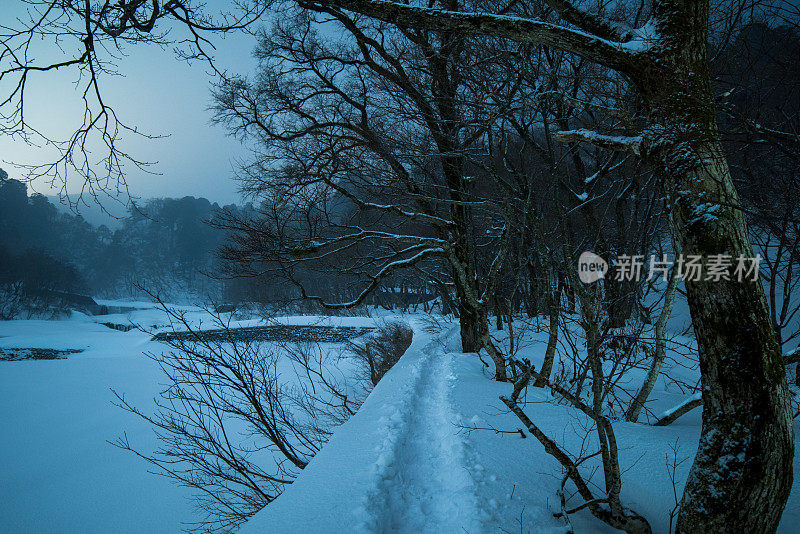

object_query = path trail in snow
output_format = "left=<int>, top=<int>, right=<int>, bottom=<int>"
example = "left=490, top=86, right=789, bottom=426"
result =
left=363, top=340, right=484, bottom=533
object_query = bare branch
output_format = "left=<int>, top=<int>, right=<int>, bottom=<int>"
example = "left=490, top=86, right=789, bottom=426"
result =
left=555, top=128, right=642, bottom=155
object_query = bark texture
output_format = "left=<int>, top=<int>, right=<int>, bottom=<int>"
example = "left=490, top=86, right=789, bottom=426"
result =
left=667, top=142, right=793, bottom=533
left=533, top=285, right=560, bottom=387
left=639, top=3, right=793, bottom=530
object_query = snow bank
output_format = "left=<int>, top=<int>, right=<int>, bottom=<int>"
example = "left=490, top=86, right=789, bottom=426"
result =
left=239, top=320, right=800, bottom=534
left=238, top=320, right=449, bottom=533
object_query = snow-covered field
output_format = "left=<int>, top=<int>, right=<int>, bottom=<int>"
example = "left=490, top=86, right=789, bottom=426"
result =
left=2, top=304, right=800, bottom=533
left=0, top=302, right=377, bottom=532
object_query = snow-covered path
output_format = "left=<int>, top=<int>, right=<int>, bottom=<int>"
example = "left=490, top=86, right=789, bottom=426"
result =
left=238, top=326, right=497, bottom=534
left=243, top=321, right=800, bottom=534
left=362, top=345, right=483, bottom=533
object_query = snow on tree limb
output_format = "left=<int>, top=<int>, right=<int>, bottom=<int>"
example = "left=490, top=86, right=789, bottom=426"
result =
left=305, top=0, right=644, bottom=69
left=541, top=0, right=636, bottom=43
left=294, top=247, right=444, bottom=308
left=653, top=393, right=703, bottom=427
left=554, top=129, right=643, bottom=155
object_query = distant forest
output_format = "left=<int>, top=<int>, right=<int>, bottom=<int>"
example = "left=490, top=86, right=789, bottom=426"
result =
left=0, top=167, right=248, bottom=306
left=0, top=167, right=435, bottom=319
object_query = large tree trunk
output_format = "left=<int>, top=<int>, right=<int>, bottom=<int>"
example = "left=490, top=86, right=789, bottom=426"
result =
left=665, top=135, right=793, bottom=533
left=454, top=275, right=481, bottom=352
left=451, top=252, right=508, bottom=381
left=605, top=275, right=636, bottom=328
left=642, top=61, right=793, bottom=533
left=631, top=4, right=795, bottom=530
left=449, top=201, right=482, bottom=355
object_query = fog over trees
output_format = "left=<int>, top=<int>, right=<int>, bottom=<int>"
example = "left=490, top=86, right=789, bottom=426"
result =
left=0, top=169, right=244, bottom=311
left=2, top=1, right=800, bottom=533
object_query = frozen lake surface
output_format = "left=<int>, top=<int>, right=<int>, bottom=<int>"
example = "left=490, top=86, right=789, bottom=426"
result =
left=0, top=302, right=377, bottom=533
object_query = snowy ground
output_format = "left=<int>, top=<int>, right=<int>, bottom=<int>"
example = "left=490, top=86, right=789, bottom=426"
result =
left=0, top=311, right=194, bottom=532
left=3, top=305, right=800, bottom=533
left=240, top=318, right=800, bottom=534
left=0, top=302, right=378, bottom=533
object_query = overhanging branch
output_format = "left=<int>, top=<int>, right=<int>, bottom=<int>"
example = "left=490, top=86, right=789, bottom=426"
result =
left=555, top=129, right=642, bottom=155
left=307, top=0, right=639, bottom=70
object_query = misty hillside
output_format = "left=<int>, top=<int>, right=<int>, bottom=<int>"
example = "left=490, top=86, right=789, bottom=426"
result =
left=1, top=170, right=250, bottom=305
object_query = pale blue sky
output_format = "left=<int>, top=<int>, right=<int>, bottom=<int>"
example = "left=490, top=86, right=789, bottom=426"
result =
left=0, top=2, right=262, bottom=207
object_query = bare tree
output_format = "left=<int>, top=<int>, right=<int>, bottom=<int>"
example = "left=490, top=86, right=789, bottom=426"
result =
left=625, top=268, right=680, bottom=422
left=0, top=0, right=267, bottom=204
left=212, top=7, right=516, bottom=379
left=112, top=300, right=363, bottom=532
left=347, top=321, right=413, bottom=386
left=294, top=0, right=797, bottom=530
left=502, top=359, right=651, bottom=534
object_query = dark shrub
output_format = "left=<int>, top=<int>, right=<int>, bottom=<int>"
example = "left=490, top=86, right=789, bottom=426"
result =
left=349, top=322, right=413, bottom=386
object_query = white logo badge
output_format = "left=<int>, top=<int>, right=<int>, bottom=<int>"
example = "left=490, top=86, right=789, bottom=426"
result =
left=578, top=251, right=608, bottom=284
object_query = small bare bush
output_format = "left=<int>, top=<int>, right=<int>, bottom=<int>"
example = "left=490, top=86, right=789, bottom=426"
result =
left=349, top=322, right=413, bottom=386
left=113, top=299, right=365, bottom=533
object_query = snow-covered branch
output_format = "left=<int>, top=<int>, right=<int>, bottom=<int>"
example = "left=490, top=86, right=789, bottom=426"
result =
left=542, top=0, right=635, bottom=43
left=554, top=129, right=642, bottom=155
left=288, top=228, right=447, bottom=255
left=653, top=393, right=703, bottom=427
left=307, top=0, right=642, bottom=70
left=296, top=247, right=444, bottom=308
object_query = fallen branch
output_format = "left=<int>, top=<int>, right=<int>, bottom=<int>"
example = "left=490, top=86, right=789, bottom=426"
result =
left=653, top=393, right=703, bottom=426
left=501, top=361, right=651, bottom=534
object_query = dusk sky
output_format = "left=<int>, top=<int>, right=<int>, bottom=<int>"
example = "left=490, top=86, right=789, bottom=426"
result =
left=0, top=2, right=262, bottom=209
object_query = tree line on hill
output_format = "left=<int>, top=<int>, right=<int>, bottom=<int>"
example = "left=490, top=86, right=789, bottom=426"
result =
left=0, top=168, right=250, bottom=317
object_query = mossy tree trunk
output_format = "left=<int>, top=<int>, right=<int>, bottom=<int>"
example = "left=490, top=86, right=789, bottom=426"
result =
left=636, top=4, right=793, bottom=528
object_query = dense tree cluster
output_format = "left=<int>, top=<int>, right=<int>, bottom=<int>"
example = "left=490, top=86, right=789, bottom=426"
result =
left=0, top=169, right=249, bottom=311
